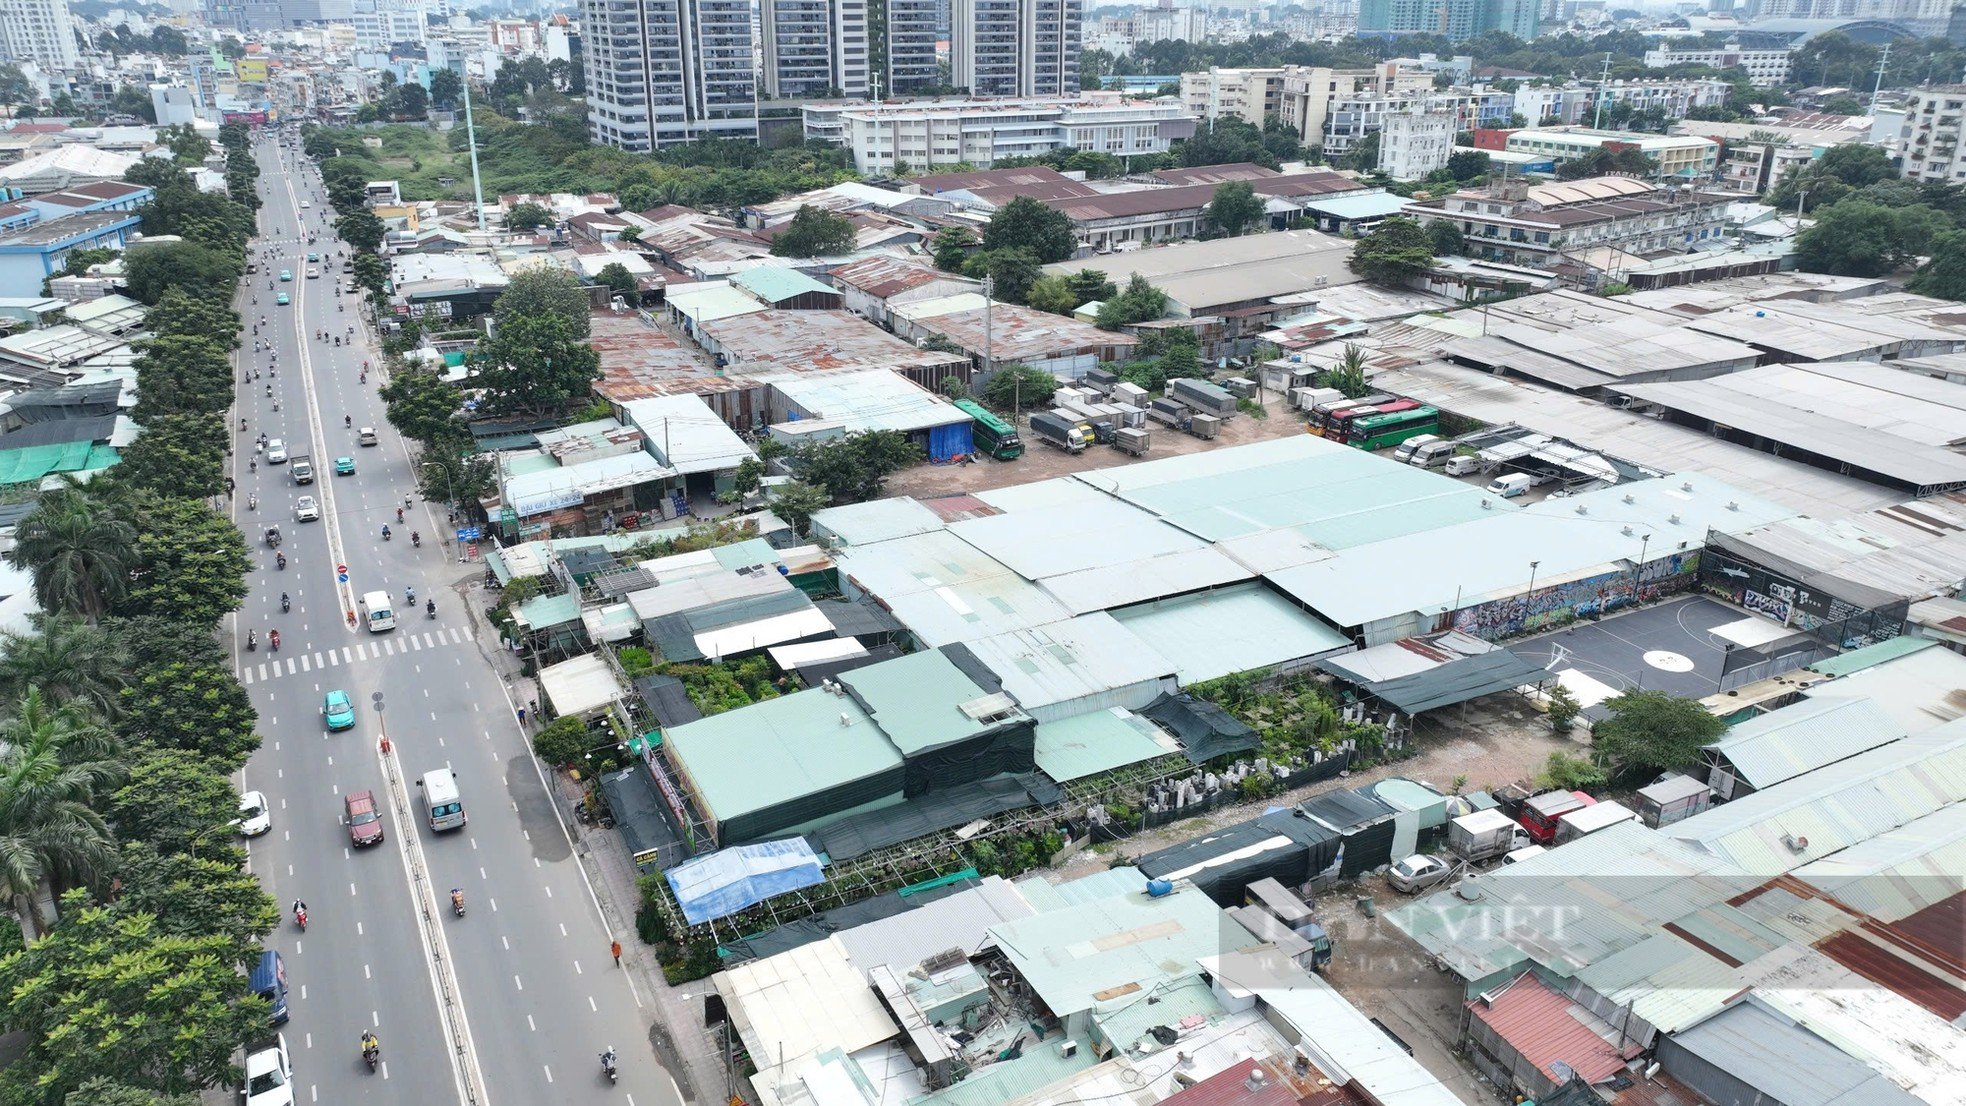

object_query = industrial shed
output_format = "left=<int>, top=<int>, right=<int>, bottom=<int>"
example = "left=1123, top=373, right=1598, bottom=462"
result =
left=1135, top=809, right=1340, bottom=906
left=1299, top=789, right=1405, bottom=877
left=959, top=613, right=1177, bottom=723
left=835, top=648, right=1035, bottom=797
left=1702, top=695, right=1907, bottom=800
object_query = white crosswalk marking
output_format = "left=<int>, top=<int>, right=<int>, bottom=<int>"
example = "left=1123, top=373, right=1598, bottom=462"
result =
left=242, top=669, right=255, bottom=685
left=410, top=635, right=423, bottom=651
left=286, top=658, right=297, bottom=675
left=301, top=655, right=312, bottom=672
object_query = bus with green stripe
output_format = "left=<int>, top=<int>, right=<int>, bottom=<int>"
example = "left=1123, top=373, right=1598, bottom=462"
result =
left=955, top=398, right=1024, bottom=460
left=1348, top=405, right=1440, bottom=451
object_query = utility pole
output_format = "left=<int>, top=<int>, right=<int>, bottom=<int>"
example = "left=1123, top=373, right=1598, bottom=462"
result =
left=461, top=69, right=487, bottom=234
left=1869, top=43, right=1891, bottom=115
left=1591, top=53, right=1612, bottom=130
left=982, top=275, right=1008, bottom=413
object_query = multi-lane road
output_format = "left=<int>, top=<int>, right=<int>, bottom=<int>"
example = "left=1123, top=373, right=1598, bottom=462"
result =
left=232, top=135, right=681, bottom=1106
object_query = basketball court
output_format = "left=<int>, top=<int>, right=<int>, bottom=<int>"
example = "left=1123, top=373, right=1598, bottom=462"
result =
left=1507, top=595, right=1798, bottom=717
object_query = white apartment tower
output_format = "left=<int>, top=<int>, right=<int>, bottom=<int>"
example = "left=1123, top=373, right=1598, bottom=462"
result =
left=1900, top=85, right=1966, bottom=185
left=952, top=0, right=1079, bottom=98
left=1377, top=107, right=1456, bottom=180
left=763, top=0, right=869, bottom=99
left=579, top=0, right=758, bottom=151
left=0, top=0, right=78, bottom=71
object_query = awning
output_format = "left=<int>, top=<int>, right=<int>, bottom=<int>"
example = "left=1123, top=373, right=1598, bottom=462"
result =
left=1316, top=649, right=1549, bottom=715
left=666, top=838, right=826, bottom=926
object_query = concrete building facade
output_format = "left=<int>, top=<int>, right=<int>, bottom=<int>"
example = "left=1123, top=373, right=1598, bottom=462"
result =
left=0, top=0, right=78, bottom=71
left=1180, top=66, right=1284, bottom=128
left=834, top=96, right=1191, bottom=172
left=1403, top=176, right=1732, bottom=269
left=579, top=0, right=759, bottom=151
left=1358, top=0, right=1536, bottom=40
left=1900, top=85, right=1966, bottom=185
left=952, top=0, right=1079, bottom=97
left=1378, top=107, right=1457, bottom=180
left=1642, top=42, right=1792, bottom=87
left=762, top=0, right=869, bottom=99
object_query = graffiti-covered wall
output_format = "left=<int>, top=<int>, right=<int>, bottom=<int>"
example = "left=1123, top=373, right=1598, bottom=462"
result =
left=1448, top=551, right=1700, bottom=639
left=1698, top=541, right=1909, bottom=637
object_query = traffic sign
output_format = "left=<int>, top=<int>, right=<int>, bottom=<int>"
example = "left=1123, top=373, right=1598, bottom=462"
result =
left=338, top=563, right=348, bottom=574
left=456, top=526, right=482, bottom=541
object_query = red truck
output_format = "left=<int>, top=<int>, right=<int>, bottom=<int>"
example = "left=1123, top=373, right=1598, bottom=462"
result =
left=1515, top=790, right=1598, bottom=844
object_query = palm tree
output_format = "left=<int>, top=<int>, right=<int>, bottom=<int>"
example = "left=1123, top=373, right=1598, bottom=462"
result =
left=0, top=615, right=129, bottom=719
left=3, top=483, right=136, bottom=623
left=0, top=690, right=124, bottom=938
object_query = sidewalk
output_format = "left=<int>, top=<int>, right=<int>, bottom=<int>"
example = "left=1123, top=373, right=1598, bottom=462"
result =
left=472, top=580, right=735, bottom=1106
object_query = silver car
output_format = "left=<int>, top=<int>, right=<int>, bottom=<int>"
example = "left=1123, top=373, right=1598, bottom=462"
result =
left=1387, top=854, right=1453, bottom=894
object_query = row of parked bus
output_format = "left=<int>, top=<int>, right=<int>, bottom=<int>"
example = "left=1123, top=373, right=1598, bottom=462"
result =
left=1304, top=392, right=1445, bottom=455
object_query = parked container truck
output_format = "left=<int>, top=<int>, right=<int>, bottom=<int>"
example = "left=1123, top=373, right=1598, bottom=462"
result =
left=1114, top=426, right=1150, bottom=455
left=1515, top=790, right=1595, bottom=844
left=1082, top=366, right=1119, bottom=395
left=1447, top=809, right=1531, bottom=863
left=1111, top=381, right=1151, bottom=408
left=1170, top=378, right=1238, bottom=418
left=1554, top=799, right=1637, bottom=844
left=1028, top=411, right=1091, bottom=453
left=1636, top=775, right=1714, bottom=828
left=1147, top=398, right=1192, bottom=429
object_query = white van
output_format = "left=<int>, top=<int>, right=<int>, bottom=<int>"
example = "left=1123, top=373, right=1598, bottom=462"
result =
left=1391, top=433, right=1439, bottom=464
left=1486, top=473, right=1534, bottom=499
left=360, top=590, right=397, bottom=632
left=417, top=768, right=466, bottom=831
left=1443, top=454, right=1480, bottom=476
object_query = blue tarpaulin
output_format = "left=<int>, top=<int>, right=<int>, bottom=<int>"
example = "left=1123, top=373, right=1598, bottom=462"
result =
left=927, top=421, right=975, bottom=462
left=666, top=838, right=826, bottom=926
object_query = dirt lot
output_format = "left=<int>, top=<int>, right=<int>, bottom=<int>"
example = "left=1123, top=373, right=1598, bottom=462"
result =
left=885, top=393, right=1311, bottom=500
left=1046, top=696, right=1582, bottom=1103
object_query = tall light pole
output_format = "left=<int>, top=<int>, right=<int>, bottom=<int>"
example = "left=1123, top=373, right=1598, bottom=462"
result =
left=1526, top=559, right=1540, bottom=611
left=1632, top=534, right=1650, bottom=603
left=421, top=459, right=457, bottom=515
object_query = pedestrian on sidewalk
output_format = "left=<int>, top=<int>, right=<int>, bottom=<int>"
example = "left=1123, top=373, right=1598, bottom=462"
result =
left=611, top=940, right=622, bottom=967
left=518, top=706, right=528, bottom=725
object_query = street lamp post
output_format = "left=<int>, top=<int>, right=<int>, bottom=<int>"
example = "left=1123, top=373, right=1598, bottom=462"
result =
left=420, top=460, right=458, bottom=515
left=1525, top=560, right=1540, bottom=628
left=1632, top=534, right=1651, bottom=603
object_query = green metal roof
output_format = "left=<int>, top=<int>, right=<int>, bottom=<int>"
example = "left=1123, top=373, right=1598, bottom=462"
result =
left=1032, top=709, right=1177, bottom=783
left=515, top=590, right=582, bottom=630
left=836, top=650, right=1006, bottom=757
left=1807, top=636, right=1938, bottom=677
left=663, top=687, right=901, bottom=823
left=732, top=266, right=835, bottom=304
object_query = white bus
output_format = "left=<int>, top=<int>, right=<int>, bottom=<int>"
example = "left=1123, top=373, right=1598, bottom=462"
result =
left=417, top=768, right=467, bottom=831
left=360, top=590, right=396, bottom=632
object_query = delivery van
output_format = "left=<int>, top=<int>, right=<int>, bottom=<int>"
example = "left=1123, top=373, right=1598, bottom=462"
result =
left=418, top=768, right=466, bottom=831
left=249, top=949, right=289, bottom=1025
left=1391, top=433, right=1439, bottom=464
left=360, top=590, right=396, bottom=632
left=1487, top=473, right=1534, bottom=499
left=1409, top=439, right=1457, bottom=468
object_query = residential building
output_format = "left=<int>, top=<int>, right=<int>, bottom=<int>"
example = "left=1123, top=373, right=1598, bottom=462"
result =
left=1180, top=67, right=1285, bottom=128
left=1402, top=176, right=1732, bottom=270
left=1358, top=0, right=1536, bottom=41
left=1643, top=41, right=1792, bottom=87
left=1276, top=61, right=1431, bottom=146
left=1135, top=0, right=1207, bottom=41
left=877, top=0, right=939, bottom=94
left=354, top=0, right=428, bottom=51
left=1322, top=88, right=1435, bottom=160
left=578, top=0, right=758, bottom=151
left=761, top=0, right=869, bottom=99
left=0, top=0, right=78, bottom=71
left=1378, top=107, right=1457, bottom=180
left=951, top=0, right=1079, bottom=98
left=828, top=96, right=1193, bottom=172
left=1899, top=85, right=1966, bottom=185
left=1504, top=127, right=1721, bottom=179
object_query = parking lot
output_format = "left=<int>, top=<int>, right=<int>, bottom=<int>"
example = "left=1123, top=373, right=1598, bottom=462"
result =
left=1507, top=594, right=1792, bottom=717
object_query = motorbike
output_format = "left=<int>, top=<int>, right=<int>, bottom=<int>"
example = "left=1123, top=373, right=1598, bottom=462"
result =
left=451, top=889, right=465, bottom=917
left=280, top=593, right=290, bottom=613
left=269, top=631, right=280, bottom=653
left=247, top=630, right=257, bottom=652
left=412, top=531, right=421, bottom=548
left=382, top=526, right=392, bottom=542
left=427, top=601, right=436, bottom=620
left=362, top=1041, right=380, bottom=1073
left=293, top=905, right=307, bottom=931
left=600, top=1049, right=618, bottom=1085
left=276, top=552, right=288, bottom=570
left=249, top=494, right=258, bottom=511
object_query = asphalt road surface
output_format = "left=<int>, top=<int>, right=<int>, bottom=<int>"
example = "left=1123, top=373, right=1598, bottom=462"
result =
left=232, top=134, right=680, bottom=1106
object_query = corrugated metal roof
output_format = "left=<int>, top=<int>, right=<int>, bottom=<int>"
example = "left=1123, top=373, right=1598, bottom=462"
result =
left=1032, top=707, right=1181, bottom=782
left=1665, top=999, right=1924, bottom=1106
left=1012, top=866, right=1148, bottom=914
left=662, top=687, right=900, bottom=823
left=962, top=613, right=1174, bottom=721
left=1111, top=583, right=1350, bottom=685
left=829, top=875, right=1034, bottom=975
left=835, top=648, right=1008, bottom=757
left=1797, top=802, right=1966, bottom=921
left=1570, top=933, right=1739, bottom=1035
left=731, top=265, right=836, bottom=304
left=951, top=497, right=1214, bottom=585
left=1466, top=972, right=1638, bottom=1085
left=811, top=496, right=946, bottom=547
left=1808, top=635, right=1941, bottom=676
left=1707, top=696, right=1908, bottom=790
left=1671, top=719, right=1966, bottom=876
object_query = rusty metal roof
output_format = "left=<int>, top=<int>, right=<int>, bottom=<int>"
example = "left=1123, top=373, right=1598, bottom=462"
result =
left=587, top=310, right=732, bottom=402
left=1467, top=973, right=1640, bottom=1085
left=701, top=309, right=967, bottom=375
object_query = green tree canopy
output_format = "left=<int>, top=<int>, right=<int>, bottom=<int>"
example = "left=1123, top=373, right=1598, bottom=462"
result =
left=1204, top=180, right=1267, bottom=237
left=1426, top=219, right=1465, bottom=256
left=0, top=615, right=127, bottom=719
left=430, top=67, right=463, bottom=109
left=470, top=311, right=601, bottom=417
left=968, top=247, right=1040, bottom=305
left=1064, top=269, right=1117, bottom=305
left=505, top=201, right=553, bottom=231
left=785, top=431, right=921, bottom=504
left=595, top=261, right=638, bottom=302
left=1590, top=689, right=1727, bottom=779
left=112, top=496, right=248, bottom=627
left=977, top=364, right=1058, bottom=411
left=156, top=124, right=210, bottom=165
left=982, top=196, right=1078, bottom=264
left=105, top=750, right=245, bottom=861
left=143, top=290, right=240, bottom=351
left=0, top=892, right=268, bottom=1103
left=110, top=843, right=278, bottom=944
left=1093, top=274, right=1168, bottom=331
left=380, top=367, right=463, bottom=444
left=118, top=661, right=257, bottom=769
left=1446, top=149, right=1492, bottom=180
left=335, top=207, right=385, bottom=252
left=122, top=243, right=240, bottom=306
left=1795, top=200, right=1949, bottom=277
left=1907, top=230, right=1966, bottom=303
left=766, top=481, right=830, bottom=538
left=131, top=335, right=232, bottom=421
left=493, top=266, right=591, bottom=338
left=1025, top=274, right=1078, bottom=316
left=931, top=227, right=976, bottom=272
left=5, top=484, right=135, bottom=623
left=112, top=413, right=226, bottom=500
left=1348, top=216, right=1437, bottom=287
left=770, top=205, right=856, bottom=257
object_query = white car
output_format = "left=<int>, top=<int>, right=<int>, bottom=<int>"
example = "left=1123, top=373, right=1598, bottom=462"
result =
left=1387, top=854, right=1453, bottom=894
left=238, top=790, right=272, bottom=837
left=305, top=268, right=319, bottom=279
left=299, top=200, right=311, bottom=208
left=243, top=1035, right=294, bottom=1106
left=266, top=439, right=288, bottom=464
left=294, top=495, right=320, bottom=523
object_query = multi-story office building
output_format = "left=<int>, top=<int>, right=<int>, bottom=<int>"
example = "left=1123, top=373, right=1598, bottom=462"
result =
left=1358, top=0, right=1536, bottom=42
left=1900, top=86, right=1966, bottom=184
left=763, top=0, right=869, bottom=99
left=1642, top=42, right=1791, bottom=88
left=877, top=0, right=939, bottom=95
left=952, top=0, right=1079, bottom=97
left=1135, top=0, right=1206, bottom=41
left=1180, top=67, right=1284, bottom=128
left=818, top=95, right=1192, bottom=172
left=1503, top=127, right=1721, bottom=179
left=579, top=0, right=758, bottom=151
left=1403, top=176, right=1731, bottom=268
left=1378, top=107, right=1457, bottom=180
left=0, top=0, right=78, bottom=70
left=354, top=0, right=427, bottom=52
